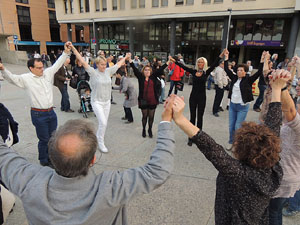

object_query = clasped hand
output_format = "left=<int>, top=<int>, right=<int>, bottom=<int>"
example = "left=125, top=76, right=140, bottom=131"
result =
left=161, top=94, right=185, bottom=123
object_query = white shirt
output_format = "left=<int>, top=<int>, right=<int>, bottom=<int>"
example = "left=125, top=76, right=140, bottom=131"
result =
left=231, top=79, right=245, bottom=105
left=214, top=66, right=228, bottom=89
left=1, top=52, right=69, bottom=109
left=86, top=65, right=119, bottom=102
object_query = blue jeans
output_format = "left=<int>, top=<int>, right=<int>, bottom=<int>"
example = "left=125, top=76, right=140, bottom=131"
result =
left=30, top=109, right=57, bottom=164
left=288, top=190, right=300, bottom=211
left=60, top=84, right=70, bottom=111
left=229, top=102, right=250, bottom=144
left=207, top=75, right=214, bottom=90
left=269, top=198, right=287, bottom=225
left=253, top=84, right=267, bottom=110
left=159, top=87, right=165, bottom=103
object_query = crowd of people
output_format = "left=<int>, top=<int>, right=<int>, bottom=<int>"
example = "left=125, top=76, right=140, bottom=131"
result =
left=0, top=41, right=300, bottom=225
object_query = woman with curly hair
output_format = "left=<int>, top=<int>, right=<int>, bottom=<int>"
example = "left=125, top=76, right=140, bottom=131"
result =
left=169, top=69, right=291, bottom=225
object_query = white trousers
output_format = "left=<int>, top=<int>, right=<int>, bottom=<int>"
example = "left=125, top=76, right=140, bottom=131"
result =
left=91, top=100, right=111, bottom=149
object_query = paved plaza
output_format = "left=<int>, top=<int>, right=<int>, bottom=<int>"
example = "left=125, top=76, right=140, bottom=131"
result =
left=1, top=63, right=299, bottom=225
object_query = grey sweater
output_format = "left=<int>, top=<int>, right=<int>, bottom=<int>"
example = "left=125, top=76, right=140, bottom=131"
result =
left=0, top=122, right=175, bottom=225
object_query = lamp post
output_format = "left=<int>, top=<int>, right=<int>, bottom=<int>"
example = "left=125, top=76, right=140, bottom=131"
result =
left=225, top=8, right=232, bottom=50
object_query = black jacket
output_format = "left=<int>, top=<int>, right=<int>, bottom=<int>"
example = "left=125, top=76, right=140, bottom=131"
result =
left=224, top=61, right=263, bottom=104
left=0, top=103, right=19, bottom=146
left=130, top=62, right=167, bottom=102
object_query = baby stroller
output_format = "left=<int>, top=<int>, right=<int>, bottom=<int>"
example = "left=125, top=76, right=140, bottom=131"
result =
left=76, top=80, right=93, bottom=118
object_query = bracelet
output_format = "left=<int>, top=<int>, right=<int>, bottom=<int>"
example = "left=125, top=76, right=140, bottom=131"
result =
left=281, top=86, right=288, bottom=92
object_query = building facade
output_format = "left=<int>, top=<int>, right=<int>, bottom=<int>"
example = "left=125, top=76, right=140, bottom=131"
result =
left=54, top=0, right=300, bottom=66
left=0, top=0, right=90, bottom=56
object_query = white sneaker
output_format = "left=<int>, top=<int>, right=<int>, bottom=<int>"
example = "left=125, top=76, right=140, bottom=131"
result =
left=99, top=144, right=108, bottom=153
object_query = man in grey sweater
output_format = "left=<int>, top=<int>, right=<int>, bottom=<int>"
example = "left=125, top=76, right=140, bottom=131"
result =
left=0, top=97, right=176, bottom=225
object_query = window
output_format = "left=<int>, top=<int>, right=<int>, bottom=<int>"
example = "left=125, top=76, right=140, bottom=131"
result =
left=191, top=22, right=199, bottom=40
left=244, top=22, right=253, bottom=40
left=199, top=22, right=207, bottom=40
left=139, top=0, right=145, bottom=8
left=161, top=0, right=168, bottom=6
left=152, top=0, right=159, bottom=7
left=79, top=0, right=84, bottom=12
left=64, top=0, right=68, bottom=13
left=202, top=0, right=211, bottom=3
left=186, top=0, right=194, bottom=5
left=49, top=11, right=60, bottom=41
left=112, top=0, right=117, bottom=10
left=262, top=20, right=273, bottom=41
left=207, top=22, right=215, bottom=40
left=47, top=0, right=55, bottom=8
left=272, top=20, right=284, bottom=41
left=85, top=0, right=90, bottom=12
left=16, top=5, right=32, bottom=40
left=176, top=0, right=184, bottom=5
left=214, top=0, right=223, bottom=2
left=15, top=0, right=28, bottom=3
left=70, top=0, right=74, bottom=13
left=215, top=21, right=223, bottom=40
left=95, top=0, right=100, bottom=11
left=48, top=10, right=58, bottom=24
left=235, top=21, right=245, bottom=40
left=75, top=25, right=84, bottom=42
left=131, top=0, right=137, bottom=8
left=120, top=0, right=125, bottom=9
left=102, top=0, right=107, bottom=11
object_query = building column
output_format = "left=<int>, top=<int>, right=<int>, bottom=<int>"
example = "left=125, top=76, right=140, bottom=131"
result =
left=221, top=17, right=229, bottom=50
left=287, top=12, right=300, bottom=58
left=67, top=23, right=72, bottom=42
left=170, top=20, right=176, bottom=56
left=129, top=23, right=134, bottom=54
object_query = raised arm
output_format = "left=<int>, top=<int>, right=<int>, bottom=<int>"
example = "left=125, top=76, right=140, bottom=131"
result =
left=128, top=53, right=143, bottom=79
left=248, top=51, right=265, bottom=84
left=70, top=44, right=89, bottom=69
left=224, top=49, right=235, bottom=81
left=174, top=61, right=195, bottom=74
left=0, top=65, right=25, bottom=89
left=153, top=62, right=169, bottom=78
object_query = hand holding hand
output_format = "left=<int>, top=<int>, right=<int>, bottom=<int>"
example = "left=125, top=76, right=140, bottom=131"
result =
left=224, top=49, right=229, bottom=61
left=219, top=49, right=227, bottom=58
left=0, top=63, right=4, bottom=71
left=168, top=56, right=175, bottom=62
left=64, top=41, right=72, bottom=54
left=260, top=51, right=267, bottom=63
left=269, top=69, right=291, bottom=90
left=162, top=95, right=175, bottom=122
left=291, top=56, right=300, bottom=67
left=172, top=95, right=185, bottom=124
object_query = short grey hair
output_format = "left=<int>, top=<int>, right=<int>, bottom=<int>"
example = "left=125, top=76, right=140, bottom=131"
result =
left=48, top=119, right=98, bottom=178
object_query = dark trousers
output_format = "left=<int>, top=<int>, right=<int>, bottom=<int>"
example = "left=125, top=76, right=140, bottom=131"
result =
left=124, top=107, right=133, bottom=122
left=59, top=84, right=70, bottom=111
left=212, top=86, right=224, bottom=114
left=269, top=197, right=287, bottom=225
left=30, top=109, right=57, bottom=164
left=168, top=80, right=179, bottom=96
left=189, top=96, right=206, bottom=130
left=253, top=84, right=267, bottom=110
left=0, top=187, right=3, bottom=224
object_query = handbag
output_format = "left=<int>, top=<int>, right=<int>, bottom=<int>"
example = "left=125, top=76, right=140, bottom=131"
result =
left=175, top=81, right=184, bottom=91
left=140, top=80, right=150, bottom=107
left=69, top=76, right=78, bottom=89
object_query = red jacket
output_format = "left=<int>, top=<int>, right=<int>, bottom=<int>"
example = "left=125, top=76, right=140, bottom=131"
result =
left=168, top=63, right=184, bottom=81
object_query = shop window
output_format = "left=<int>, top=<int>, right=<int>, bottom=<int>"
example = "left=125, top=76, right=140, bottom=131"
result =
left=102, top=0, right=107, bottom=11
left=186, top=0, right=194, bottom=5
left=207, top=22, right=215, bottom=40
left=120, top=0, right=125, bottom=9
left=176, top=0, right=184, bottom=5
left=191, top=22, right=199, bottom=40
left=149, top=24, right=155, bottom=40
left=202, top=0, right=211, bottom=3
left=152, top=0, right=159, bottom=7
left=112, top=0, right=117, bottom=10
left=161, top=23, right=169, bottom=40
left=85, top=0, right=90, bottom=12
left=175, top=23, right=182, bottom=40
left=70, top=0, right=74, bottom=13
left=47, top=0, right=55, bottom=8
left=183, top=22, right=191, bottom=40
left=272, top=20, right=284, bottom=41
left=235, top=21, right=245, bottom=40
left=161, top=0, right=168, bottom=6
left=214, top=0, right=223, bottom=2
left=139, top=0, right=145, bottom=8
left=95, top=0, right=100, bottom=11
left=244, top=22, right=253, bottom=40
left=16, top=0, right=29, bottom=3
left=79, top=0, right=84, bottom=12
left=215, top=21, right=223, bottom=40
left=253, top=20, right=263, bottom=40
left=131, top=0, right=137, bottom=8
left=199, top=22, right=207, bottom=40
left=64, top=0, right=68, bottom=13
left=262, top=20, right=273, bottom=41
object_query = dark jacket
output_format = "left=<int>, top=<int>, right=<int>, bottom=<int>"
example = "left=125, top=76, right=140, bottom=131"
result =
left=191, top=102, right=283, bottom=225
left=72, top=65, right=90, bottom=90
left=0, top=103, right=19, bottom=146
left=130, top=62, right=167, bottom=103
left=224, top=60, right=263, bottom=104
left=54, top=65, right=70, bottom=91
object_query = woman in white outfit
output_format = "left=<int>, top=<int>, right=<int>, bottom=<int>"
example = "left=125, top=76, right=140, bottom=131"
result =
left=71, top=45, right=128, bottom=153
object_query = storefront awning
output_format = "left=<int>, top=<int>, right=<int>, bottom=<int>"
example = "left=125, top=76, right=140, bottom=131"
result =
left=46, top=42, right=89, bottom=47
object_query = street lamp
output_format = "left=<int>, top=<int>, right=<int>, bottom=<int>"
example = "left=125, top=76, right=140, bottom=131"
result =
left=225, top=8, right=232, bottom=50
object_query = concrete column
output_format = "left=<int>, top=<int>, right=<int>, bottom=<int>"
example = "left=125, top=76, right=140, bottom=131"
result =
left=129, top=23, right=134, bottom=54
left=221, top=17, right=229, bottom=50
left=287, top=12, right=300, bottom=58
left=238, top=46, right=245, bottom=64
left=67, top=23, right=72, bottom=42
left=170, top=20, right=176, bottom=56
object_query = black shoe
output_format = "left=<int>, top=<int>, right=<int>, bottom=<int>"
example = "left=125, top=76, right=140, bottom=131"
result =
left=121, top=117, right=127, bottom=120
left=111, top=101, right=117, bottom=105
left=226, top=106, right=229, bottom=110
left=218, top=107, right=224, bottom=112
left=148, top=129, right=153, bottom=138
left=187, top=138, right=193, bottom=146
left=125, top=121, right=133, bottom=124
left=213, top=113, right=219, bottom=117
left=65, top=109, right=75, bottom=113
left=142, top=129, right=146, bottom=138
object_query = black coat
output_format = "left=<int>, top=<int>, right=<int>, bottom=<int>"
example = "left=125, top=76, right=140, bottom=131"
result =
left=0, top=103, right=19, bottom=146
left=224, top=61, right=263, bottom=104
left=130, top=62, right=167, bottom=102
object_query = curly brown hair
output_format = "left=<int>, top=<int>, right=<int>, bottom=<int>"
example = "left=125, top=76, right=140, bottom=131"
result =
left=233, top=122, right=281, bottom=169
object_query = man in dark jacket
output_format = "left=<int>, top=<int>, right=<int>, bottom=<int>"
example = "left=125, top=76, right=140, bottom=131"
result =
left=54, top=58, right=74, bottom=113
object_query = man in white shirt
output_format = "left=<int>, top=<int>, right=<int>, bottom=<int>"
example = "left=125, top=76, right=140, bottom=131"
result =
left=0, top=42, right=72, bottom=166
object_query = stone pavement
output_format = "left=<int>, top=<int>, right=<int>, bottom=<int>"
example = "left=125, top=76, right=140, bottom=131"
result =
left=1, top=63, right=299, bottom=225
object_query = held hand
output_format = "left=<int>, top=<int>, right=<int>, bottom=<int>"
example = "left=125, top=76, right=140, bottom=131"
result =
left=168, top=56, right=175, bottom=62
left=265, top=51, right=271, bottom=61
left=260, top=51, right=267, bottom=63
left=126, top=52, right=131, bottom=60
left=224, top=49, right=229, bottom=61
left=0, top=63, right=4, bottom=70
left=172, top=95, right=185, bottom=123
left=291, top=56, right=300, bottom=67
left=65, top=78, right=71, bottom=81
left=269, top=69, right=291, bottom=90
left=162, top=95, right=175, bottom=122
left=64, top=41, right=72, bottom=54
left=219, top=49, right=226, bottom=58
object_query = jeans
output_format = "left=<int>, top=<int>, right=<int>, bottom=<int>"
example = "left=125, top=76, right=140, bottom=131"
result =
left=30, top=109, right=57, bottom=164
left=168, top=80, right=179, bottom=96
left=159, top=87, right=165, bottom=103
left=229, top=102, right=250, bottom=144
left=207, top=75, right=214, bottom=90
left=212, top=86, right=224, bottom=114
left=288, top=190, right=300, bottom=211
left=124, top=107, right=133, bottom=122
left=59, top=84, right=71, bottom=111
left=91, top=100, right=111, bottom=149
left=269, top=198, right=287, bottom=225
left=253, top=84, right=267, bottom=110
